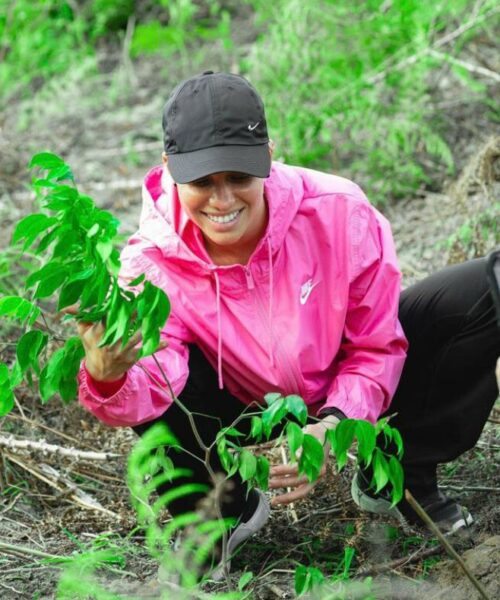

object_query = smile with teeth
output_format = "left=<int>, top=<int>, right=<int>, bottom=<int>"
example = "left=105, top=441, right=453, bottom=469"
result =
left=203, top=209, right=243, bottom=224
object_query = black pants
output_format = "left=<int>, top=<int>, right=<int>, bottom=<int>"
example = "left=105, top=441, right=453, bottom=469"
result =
left=133, top=258, right=499, bottom=517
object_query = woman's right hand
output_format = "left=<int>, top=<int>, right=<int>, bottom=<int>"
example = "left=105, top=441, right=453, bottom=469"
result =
left=77, top=320, right=145, bottom=382
left=64, top=306, right=168, bottom=382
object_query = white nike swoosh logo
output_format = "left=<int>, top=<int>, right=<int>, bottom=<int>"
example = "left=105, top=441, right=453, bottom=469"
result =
left=300, top=281, right=319, bottom=305
left=248, top=122, right=260, bottom=131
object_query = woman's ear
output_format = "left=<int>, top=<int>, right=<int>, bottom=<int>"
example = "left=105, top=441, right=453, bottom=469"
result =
left=162, top=152, right=169, bottom=166
left=268, top=139, right=275, bottom=158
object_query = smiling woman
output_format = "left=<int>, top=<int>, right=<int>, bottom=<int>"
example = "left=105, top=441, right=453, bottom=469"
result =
left=163, top=165, right=270, bottom=266
left=75, top=70, right=500, bottom=581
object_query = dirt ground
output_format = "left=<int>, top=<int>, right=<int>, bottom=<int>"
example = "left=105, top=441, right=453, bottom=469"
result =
left=0, top=16, right=499, bottom=600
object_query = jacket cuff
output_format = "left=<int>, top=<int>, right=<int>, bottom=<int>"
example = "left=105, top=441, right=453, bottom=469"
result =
left=317, top=407, right=348, bottom=420
left=83, top=364, right=127, bottom=398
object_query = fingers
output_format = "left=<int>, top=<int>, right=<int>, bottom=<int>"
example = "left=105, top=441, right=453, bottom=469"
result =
left=270, top=464, right=299, bottom=476
left=270, top=484, right=315, bottom=506
left=61, top=304, right=79, bottom=316
left=268, top=474, right=309, bottom=489
left=120, top=330, right=143, bottom=352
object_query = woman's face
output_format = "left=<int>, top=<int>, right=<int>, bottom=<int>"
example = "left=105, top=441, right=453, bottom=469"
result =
left=163, top=148, right=272, bottom=260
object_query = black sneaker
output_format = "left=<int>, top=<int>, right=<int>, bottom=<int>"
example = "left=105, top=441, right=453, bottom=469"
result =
left=209, top=488, right=270, bottom=581
left=351, top=470, right=473, bottom=535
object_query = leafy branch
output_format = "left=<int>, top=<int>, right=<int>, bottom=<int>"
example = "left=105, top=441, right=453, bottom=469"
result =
left=0, top=152, right=169, bottom=416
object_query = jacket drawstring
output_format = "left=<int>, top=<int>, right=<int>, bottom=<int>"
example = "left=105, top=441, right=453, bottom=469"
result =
left=267, top=237, right=275, bottom=368
left=213, top=239, right=274, bottom=389
left=213, top=270, right=224, bottom=390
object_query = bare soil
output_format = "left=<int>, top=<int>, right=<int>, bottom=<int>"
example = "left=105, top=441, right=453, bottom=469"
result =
left=0, top=19, right=499, bottom=600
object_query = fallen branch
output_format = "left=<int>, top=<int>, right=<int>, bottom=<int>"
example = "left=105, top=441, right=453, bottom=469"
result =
left=3, top=452, right=120, bottom=520
left=0, top=435, right=121, bottom=461
left=356, top=545, right=442, bottom=577
left=439, top=484, right=500, bottom=493
left=429, top=49, right=500, bottom=82
left=0, top=541, right=68, bottom=562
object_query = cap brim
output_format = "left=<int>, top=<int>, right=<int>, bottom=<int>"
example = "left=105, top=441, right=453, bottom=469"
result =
left=167, top=144, right=271, bottom=184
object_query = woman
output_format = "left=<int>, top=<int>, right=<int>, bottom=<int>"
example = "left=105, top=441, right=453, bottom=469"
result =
left=77, top=71, right=499, bottom=575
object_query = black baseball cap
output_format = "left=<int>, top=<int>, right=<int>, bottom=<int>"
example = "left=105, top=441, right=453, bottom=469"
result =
left=162, top=71, right=271, bottom=184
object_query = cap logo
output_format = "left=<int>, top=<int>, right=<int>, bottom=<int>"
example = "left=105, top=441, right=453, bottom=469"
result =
left=247, top=122, right=260, bottom=131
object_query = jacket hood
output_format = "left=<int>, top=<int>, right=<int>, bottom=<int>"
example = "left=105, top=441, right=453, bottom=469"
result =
left=137, top=161, right=304, bottom=273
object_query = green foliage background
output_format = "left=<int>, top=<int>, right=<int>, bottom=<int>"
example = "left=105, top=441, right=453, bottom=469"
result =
left=1, top=0, right=498, bottom=204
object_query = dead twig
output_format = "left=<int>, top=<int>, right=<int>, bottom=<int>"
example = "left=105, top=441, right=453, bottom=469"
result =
left=405, top=489, right=491, bottom=600
left=356, top=545, right=443, bottom=577
left=280, top=445, right=299, bottom=523
left=439, top=484, right=500, bottom=493
left=429, top=49, right=500, bottom=83
left=5, top=413, right=96, bottom=449
left=3, top=452, right=120, bottom=519
left=0, top=435, right=121, bottom=461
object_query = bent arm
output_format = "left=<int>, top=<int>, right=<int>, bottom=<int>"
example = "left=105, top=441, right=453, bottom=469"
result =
left=320, top=204, right=408, bottom=423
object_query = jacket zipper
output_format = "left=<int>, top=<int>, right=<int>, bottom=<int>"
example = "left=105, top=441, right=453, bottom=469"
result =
left=244, top=266, right=304, bottom=398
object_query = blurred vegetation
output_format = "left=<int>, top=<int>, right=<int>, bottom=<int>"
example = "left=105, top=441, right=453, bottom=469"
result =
left=1, top=0, right=498, bottom=205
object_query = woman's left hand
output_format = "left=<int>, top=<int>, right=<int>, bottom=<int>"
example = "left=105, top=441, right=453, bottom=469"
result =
left=268, top=416, right=339, bottom=506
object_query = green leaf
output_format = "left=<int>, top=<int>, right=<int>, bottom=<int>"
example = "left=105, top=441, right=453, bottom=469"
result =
left=216, top=436, right=233, bottom=473
left=57, top=279, right=87, bottom=311
left=299, top=434, right=324, bottom=482
left=341, top=546, right=355, bottom=579
left=332, top=419, right=357, bottom=470
left=264, top=392, right=282, bottom=405
left=261, top=397, right=286, bottom=438
left=33, top=267, right=69, bottom=299
left=388, top=455, right=404, bottom=505
left=39, top=338, right=83, bottom=403
left=66, top=267, right=95, bottom=284
left=294, top=565, right=325, bottom=596
left=29, top=152, right=66, bottom=170
left=96, top=240, right=114, bottom=262
left=390, top=427, right=404, bottom=459
left=223, top=427, right=245, bottom=438
left=0, top=296, right=23, bottom=317
left=372, top=449, right=389, bottom=493
left=285, top=394, right=307, bottom=425
left=0, top=363, right=9, bottom=385
left=87, top=223, right=100, bottom=238
left=249, top=416, right=263, bottom=441
left=238, top=449, right=257, bottom=483
left=127, top=273, right=146, bottom=288
left=30, top=153, right=74, bottom=182
left=10, top=362, right=23, bottom=387
left=238, top=571, right=253, bottom=591
left=0, top=385, right=15, bottom=417
left=139, top=315, right=160, bottom=357
left=286, top=421, right=304, bottom=458
left=16, top=330, right=48, bottom=374
left=355, top=420, right=376, bottom=466
left=295, top=565, right=309, bottom=596
left=0, top=296, right=41, bottom=324
left=39, top=348, right=66, bottom=402
left=11, top=214, right=58, bottom=249
left=255, top=456, right=270, bottom=490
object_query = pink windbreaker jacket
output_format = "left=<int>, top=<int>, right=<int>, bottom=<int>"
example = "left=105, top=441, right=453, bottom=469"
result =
left=78, top=161, right=408, bottom=426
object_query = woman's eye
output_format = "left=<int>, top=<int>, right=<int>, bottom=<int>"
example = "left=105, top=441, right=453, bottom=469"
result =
left=231, top=175, right=251, bottom=184
left=191, top=179, right=210, bottom=187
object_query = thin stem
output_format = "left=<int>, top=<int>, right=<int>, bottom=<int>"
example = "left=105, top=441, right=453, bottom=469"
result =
left=404, top=490, right=491, bottom=600
left=149, top=353, right=232, bottom=585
